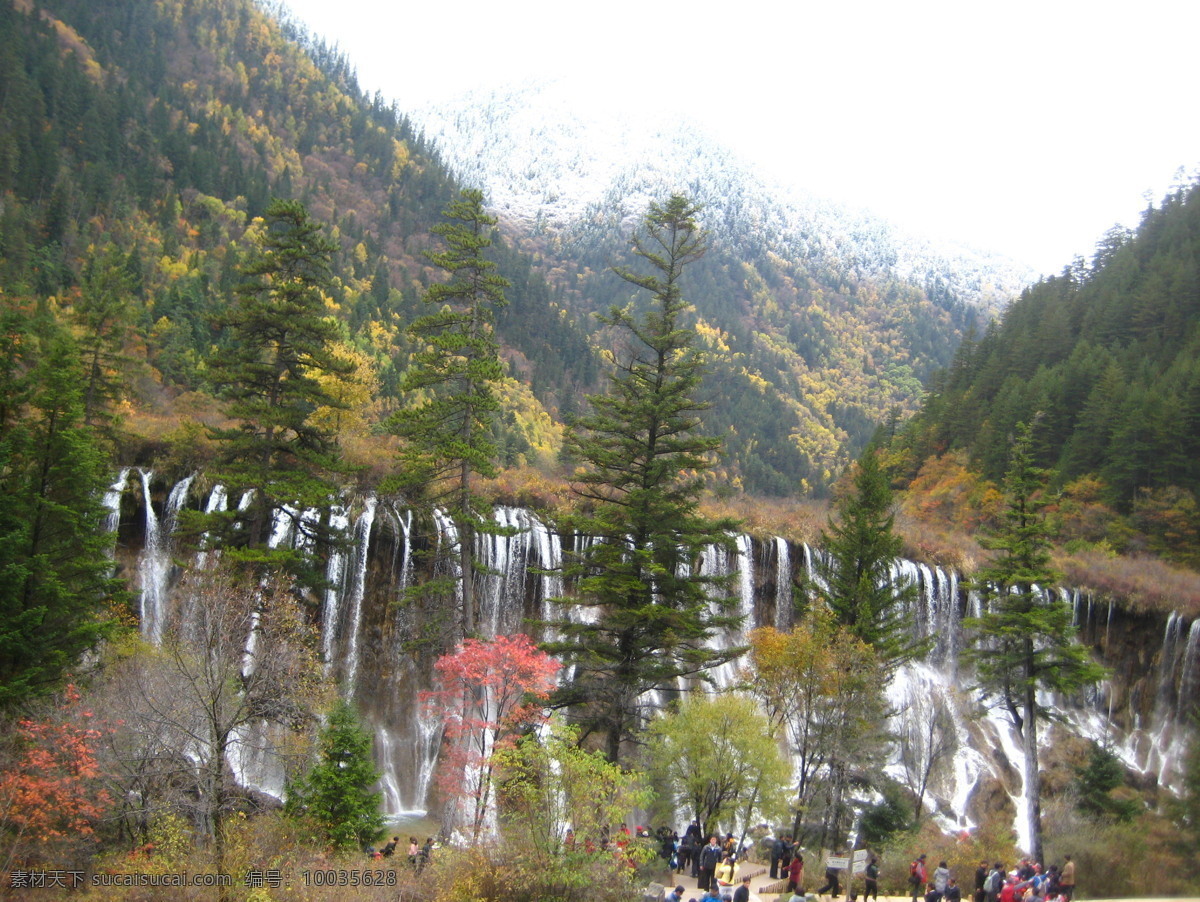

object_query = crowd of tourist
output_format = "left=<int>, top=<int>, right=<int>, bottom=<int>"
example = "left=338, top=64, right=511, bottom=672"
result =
left=905, top=854, right=1077, bottom=902
left=657, top=833, right=1079, bottom=902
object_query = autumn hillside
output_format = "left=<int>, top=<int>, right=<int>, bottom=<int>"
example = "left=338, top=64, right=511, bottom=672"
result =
left=0, top=0, right=597, bottom=479
left=0, top=0, right=1012, bottom=499
left=881, top=180, right=1200, bottom=611
left=2, top=0, right=1198, bottom=603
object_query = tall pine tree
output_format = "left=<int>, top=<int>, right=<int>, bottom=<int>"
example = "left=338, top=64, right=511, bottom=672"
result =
left=964, top=421, right=1106, bottom=863
left=0, top=310, right=123, bottom=707
left=386, top=188, right=510, bottom=637
left=546, top=194, right=740, bottom=763
left=201, top=199, right=355, bottom=581
left=816, top=446, right=925, bottom=669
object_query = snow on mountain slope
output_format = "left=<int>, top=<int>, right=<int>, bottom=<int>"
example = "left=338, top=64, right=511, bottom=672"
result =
left=410, top=78, right=1037, bottom=311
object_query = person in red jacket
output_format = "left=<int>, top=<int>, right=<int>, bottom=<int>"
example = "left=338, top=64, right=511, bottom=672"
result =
left=788, top=850, right=805, bottom=893
left=911, top=854, right=929, bottom=902
left=1000, top=875, right=1017, bottom=902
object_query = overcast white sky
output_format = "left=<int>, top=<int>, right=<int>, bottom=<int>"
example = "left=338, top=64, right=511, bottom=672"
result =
left=283, top=0, right=1199, bottom=274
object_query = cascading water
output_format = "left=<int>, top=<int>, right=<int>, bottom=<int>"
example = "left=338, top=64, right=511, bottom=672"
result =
left=320, top=507, right=352, bottom=675
left=1180, top=620, right=1200, bottom=709
left=137, top=470, right=193, bottom=644
left=774, top=536, right=792, bottom=630
left=103, top=468, right=129, bottom=537
left=342, top=498, right=377, bottom=694
left=110, top=478, right=1195, bottom=844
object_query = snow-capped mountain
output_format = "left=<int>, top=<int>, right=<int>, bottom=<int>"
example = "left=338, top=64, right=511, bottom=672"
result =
left=410, top=78, right=1037, bottom=312
left=405, top=78, right=1046, bottom=495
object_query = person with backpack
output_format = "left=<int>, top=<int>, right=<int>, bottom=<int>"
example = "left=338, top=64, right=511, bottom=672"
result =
left=985, top=863, right=1005, bottom=902
left=911, top=854, right=929, bottom=902
left=660, top=830, right=678, bottom=869
left=715, top=853, right=740, bottom=893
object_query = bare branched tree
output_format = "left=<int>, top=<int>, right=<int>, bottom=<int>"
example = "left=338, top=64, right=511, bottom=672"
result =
left=101, top=566, right=326, bottom=887
left=896, top=682, right=959, bottom=824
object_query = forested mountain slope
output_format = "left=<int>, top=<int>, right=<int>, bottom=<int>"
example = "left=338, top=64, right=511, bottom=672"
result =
left=0, top=0, right=1036, bottom=496
left=891, top=181, right=1200, bottom=569
left=0, top=0, right=595, bottom=471
left=413, top=82, right=1039, bottom=493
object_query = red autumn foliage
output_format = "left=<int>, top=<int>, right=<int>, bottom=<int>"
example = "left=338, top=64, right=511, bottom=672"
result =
left=0, top=685, right=112, bottom=860
left=422, top=634, right=559, bottom=841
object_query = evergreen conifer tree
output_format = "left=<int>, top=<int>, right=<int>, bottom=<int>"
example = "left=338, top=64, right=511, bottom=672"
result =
left=287, top=698, right=384, bottom=851
left=545, top=194, right=740, bottom=763
left=73, top=244, right=139, bottom=435
left=964, top=421, right=1106, bottom=863
left=201, top=199, right=356, bottom=581
left=386, top=188, right=510, bottom=637
left=0, top=315, right=123, bottom=707
left=816, top=446, right=926, bottom=669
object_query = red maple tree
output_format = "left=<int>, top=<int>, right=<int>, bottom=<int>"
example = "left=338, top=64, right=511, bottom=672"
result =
left=423, top=634, right=559, bottom=842
left=0, top=685, right=112, bottom=866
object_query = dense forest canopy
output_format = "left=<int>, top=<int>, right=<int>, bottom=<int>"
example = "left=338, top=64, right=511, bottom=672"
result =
left=890, top=181, right=1200, bottom=569
left=0, top=0, right=595, bottom=477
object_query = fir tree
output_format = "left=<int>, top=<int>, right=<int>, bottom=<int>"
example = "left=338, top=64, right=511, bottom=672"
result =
left=964, top=421, right=1106, bottom=863
left=1074, top=741, right=1137, bottom=822
left=0, top=313, right=123, bottom=707
left=816, top=446, right=926, bottom=669
left=73, top=244, right=140, bottom=435
left=287, top=698, right=384, bottom=851
left=201, top=199, right=356, bottom=582
left=546, top=194, right=740, bottom=763
left=386, top=188, right=510, bottom=637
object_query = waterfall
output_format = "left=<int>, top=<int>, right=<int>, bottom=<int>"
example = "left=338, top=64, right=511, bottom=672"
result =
left=945, top=569, right=961, bottom=674
left=141, top=472, right=171, bottom=642
left=478, top=506, right=529, bottom=637
left=229, top=720, right=285, bottom=801
left=893, top=558, right=922, bottom=637
left=107, top=481, right=1195, bottom=842
left=735, top=533, right=756, bottom=626
left=774, top=536, right=792, bottom=630
left=320, top=507, right=352, bottom=674
left=343, top=498, right=377, bottom=694
left=103, top=468, right=129, bottom=536
left=1180, top=620, right=1200, bottom=713
left=194, top=484, right=227, bottom=570
left=267, top=503, right=297, bottom=550
left=431, top=509, right=463, bottom=606
left=530, top=511, right=563, bottom=602
left=397, top=506, right=414, bottom=591
left=370, top=505, right=441, bottom=816
left=1157, top=613, right=1184, bottom=714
